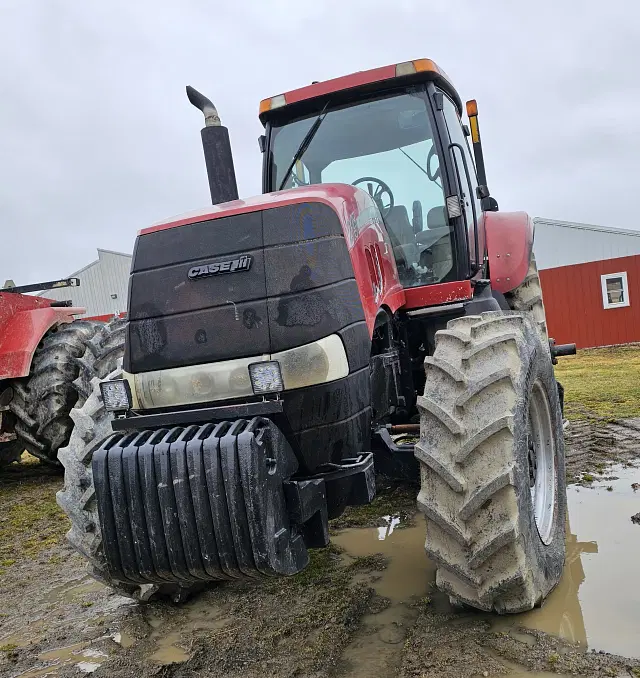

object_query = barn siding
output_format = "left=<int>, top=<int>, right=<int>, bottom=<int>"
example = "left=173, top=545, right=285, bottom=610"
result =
left=540, top=254, right=640, bottom=348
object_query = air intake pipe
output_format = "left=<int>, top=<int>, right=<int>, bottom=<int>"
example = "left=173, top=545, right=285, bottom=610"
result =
left=186, top=86, right=239, bottom=205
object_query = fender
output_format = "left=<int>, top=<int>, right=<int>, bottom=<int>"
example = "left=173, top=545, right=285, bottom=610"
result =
left=0, top=293, right=85, bottom=380
left=485, top=211, right=534, bottom=294
left=345, top=190, right=406, bottom=336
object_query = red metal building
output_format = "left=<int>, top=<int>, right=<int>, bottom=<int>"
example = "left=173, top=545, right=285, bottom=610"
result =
left=540, top=254, right=640, bottom=349
left=534, top=219, right=640, bottom=349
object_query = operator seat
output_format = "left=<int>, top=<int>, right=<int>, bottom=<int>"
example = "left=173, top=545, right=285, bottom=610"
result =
left=426, top=206, right=447, bottom=229
left=385, top=205, right=420, bottom=271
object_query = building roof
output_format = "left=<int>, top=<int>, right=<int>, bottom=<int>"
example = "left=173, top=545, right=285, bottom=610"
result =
left=533, top=217, right=640, bottom=270
left=56, top=249, right=132, bottom=278
left=534, top=217, right=640, bottom=239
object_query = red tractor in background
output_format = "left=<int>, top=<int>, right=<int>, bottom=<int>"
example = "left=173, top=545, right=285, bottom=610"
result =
left=57, top=59, right=576, bottom=614
left=0, top=278, right=104, bottom=466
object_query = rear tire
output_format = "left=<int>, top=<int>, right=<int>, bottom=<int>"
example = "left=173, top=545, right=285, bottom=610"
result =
left=504, top=253, right=548, bottom=344
left=416, top=311, right=566, bottom=613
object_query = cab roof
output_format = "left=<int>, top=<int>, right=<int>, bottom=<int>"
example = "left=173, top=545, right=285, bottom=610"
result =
left=259, top=59, right=462, bottom=124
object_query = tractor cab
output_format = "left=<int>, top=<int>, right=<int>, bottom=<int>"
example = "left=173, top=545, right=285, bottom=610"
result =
left=259, top=59, right=493, bottom=294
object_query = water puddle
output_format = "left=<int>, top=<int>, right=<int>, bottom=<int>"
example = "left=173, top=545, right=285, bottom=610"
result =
left=333, top=464, right=640, bottom=674
left=333, top=516, right=442, bottom=677
left=44, top=577, right=105, bottom=604
left=111, top=630, right=136, bottom=648
left=495, top=465, right=640, bottom=659
left=144, top=598, right=233, bottom=665
left=334, top=515, right=434, bottom=604
left=148, top=631, right=191, bottom=664
left=499, top=656, right=572, bottom=678
left=17, top=641, right=109, bottom=677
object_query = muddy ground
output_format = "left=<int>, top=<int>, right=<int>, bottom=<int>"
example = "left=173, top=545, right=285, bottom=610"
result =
left=2, top=350, right=640, bottom=677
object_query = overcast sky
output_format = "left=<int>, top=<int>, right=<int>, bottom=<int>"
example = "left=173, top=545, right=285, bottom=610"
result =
left=1, top=0, right=638, bottom=284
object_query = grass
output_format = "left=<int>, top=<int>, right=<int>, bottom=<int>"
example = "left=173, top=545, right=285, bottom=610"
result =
left=555, top=345, right=640, bottom=421
left=347, top=554, right=388, bottom=572
left=0, top=461, right=68, bottom=568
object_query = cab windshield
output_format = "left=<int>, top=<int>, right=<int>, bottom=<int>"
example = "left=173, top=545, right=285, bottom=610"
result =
left=268, top=90, right=454, bottom=287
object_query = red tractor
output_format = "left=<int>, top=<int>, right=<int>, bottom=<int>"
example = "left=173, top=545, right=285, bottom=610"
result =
left=0, top=278, right=103, bottom=466
left=58, top=59, right=575, bottom=613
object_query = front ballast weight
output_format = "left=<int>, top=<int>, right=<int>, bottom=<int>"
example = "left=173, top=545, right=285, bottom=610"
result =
left=92, top=417, right=374, bottom=586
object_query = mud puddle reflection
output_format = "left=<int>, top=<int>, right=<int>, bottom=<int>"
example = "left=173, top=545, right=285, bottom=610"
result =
left=16, top=642, right=109, bottom=677
left=495, top=464, right=640, bottom=659
left=333, top=516, right=445, bottom=677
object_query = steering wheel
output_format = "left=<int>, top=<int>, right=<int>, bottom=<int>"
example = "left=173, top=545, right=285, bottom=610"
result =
left=426, top=145, right=442, bottom=184
left=352, top=177, right=394, bottom=217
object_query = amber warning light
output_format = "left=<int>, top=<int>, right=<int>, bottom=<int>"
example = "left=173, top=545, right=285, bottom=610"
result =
left=466, top=99, right=480, bottom=144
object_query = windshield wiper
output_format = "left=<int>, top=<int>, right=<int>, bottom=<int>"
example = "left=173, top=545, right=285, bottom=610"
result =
left=398, top=146, right=429, bottom=177
left=278, top=100, right=331, bottom=191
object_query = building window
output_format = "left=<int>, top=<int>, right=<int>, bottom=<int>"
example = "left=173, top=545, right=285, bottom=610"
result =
left=601, top=272, right=630, bottom=309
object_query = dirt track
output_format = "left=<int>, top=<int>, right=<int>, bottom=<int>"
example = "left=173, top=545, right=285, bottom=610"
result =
left=1, top=414, right=640, bottom=678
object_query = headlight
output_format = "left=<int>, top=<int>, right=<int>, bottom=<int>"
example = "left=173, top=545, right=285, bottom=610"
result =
left=100, top=379, right=132, bottom=412
left=133, top=355, right=266, bottom=409
left=273, top=334, right=349, bottom=390
left=131, top=334, right=350, bottom=409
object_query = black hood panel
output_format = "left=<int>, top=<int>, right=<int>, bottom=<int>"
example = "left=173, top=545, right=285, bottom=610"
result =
left=124, top=202, right=365, bottom=373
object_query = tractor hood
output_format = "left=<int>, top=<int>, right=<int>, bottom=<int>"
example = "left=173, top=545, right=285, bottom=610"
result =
left=137, top=184, right=373, bottom=242
left=124, top=185, right=372, bottom=375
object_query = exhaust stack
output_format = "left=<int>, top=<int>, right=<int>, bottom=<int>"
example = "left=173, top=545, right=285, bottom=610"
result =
left=186, top=86, right=239, bottom=205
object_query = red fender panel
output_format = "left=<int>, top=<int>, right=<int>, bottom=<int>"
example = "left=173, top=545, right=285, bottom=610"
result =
left=0, top=293, right=85, bottom=380
left=485, top=211, right=534, bottom=294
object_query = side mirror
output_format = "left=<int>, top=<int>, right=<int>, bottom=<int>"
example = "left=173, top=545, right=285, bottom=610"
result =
left=481, top=196, right=499, bottom=212
left=258, top=135, right=267, bottom=153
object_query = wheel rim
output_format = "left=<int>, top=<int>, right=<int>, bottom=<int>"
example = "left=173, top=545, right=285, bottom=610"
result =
left=527, top=380, right=556, bottom=544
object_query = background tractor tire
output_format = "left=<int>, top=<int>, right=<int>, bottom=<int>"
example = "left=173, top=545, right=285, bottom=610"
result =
left=10, top=320, right=101, bottom=463
left=416, top=311, right=566, bottom=614
left=504, top=253, right=548, bottom=344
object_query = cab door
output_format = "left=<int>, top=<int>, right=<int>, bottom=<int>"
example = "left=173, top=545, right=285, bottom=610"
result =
left=438, top=91, right=485, bottom=277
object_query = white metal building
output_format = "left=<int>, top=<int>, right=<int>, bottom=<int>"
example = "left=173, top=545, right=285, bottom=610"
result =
left=533, top=218, right=640, bottom=270
left=38, top=249, right=132, bottom=319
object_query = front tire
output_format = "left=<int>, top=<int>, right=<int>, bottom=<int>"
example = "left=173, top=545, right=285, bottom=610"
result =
left=416, top=311, right=566, bottom=613
left=57, top=365, right=192, bottom=602
left=56, top=319, right=197, bottom=602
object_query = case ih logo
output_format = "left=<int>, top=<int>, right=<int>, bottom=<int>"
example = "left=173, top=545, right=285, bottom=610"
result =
left=188, top=255, right=253, bottom=279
